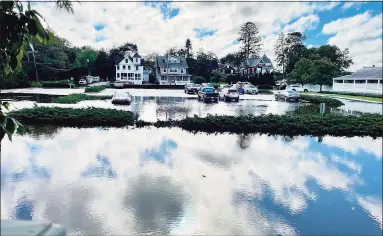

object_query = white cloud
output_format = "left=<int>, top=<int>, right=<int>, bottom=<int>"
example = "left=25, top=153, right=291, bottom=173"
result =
left=283, top=14, right=320, bottom=32
left=322, top=11, right=383, bottom=71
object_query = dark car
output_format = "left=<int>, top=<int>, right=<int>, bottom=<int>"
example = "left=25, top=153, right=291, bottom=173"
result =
left=237, top=87, right=245, bottom=95
left=184, top=83, right=199, bottom=94
left=198, top=87, right=219, bottom=103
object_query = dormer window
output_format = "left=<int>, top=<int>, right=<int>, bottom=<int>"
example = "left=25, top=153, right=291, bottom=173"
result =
left=181, top=69, right=184, bottom=73
left=125, top=59, right=128, bottom=63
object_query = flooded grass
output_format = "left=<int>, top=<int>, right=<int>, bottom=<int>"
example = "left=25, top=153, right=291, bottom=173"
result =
left=51, top=94, right=112, bottom=104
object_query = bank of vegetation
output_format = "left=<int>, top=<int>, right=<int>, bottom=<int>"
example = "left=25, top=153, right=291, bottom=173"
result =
left=7, top=108, right=383, bottom=138
left=51, top=94, right=111, bottom=104
left=318, top=91, right=383, bottom=98
left=8, top=107, right=134, bottom=127
left=300, top=95, right=344, bottom=107
left=84, top=85, right=107, bottom=93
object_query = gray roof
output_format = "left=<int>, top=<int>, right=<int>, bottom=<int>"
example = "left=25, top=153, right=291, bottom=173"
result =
left=133, top=52, right=141, bottom=58
left=333, top=67, right=382, bottom=80
left=243, top=54, right=274, bottom=69
left=156, top=56, right=188, bottom=68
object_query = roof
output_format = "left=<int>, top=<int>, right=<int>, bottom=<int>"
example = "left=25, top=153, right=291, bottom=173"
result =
left=333, top=67, right=382, bottom=80
left=242, top=54, right=274, bottom=69
left=156, top=56, right=189, bottom=68
left=118, top=55, right=144, bottom=66
left=132, top=52, right=141, bottom=58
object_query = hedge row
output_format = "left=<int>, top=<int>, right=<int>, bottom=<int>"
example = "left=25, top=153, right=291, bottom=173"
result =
left=300, top=94, right=344, bottom=107
left=85, top=85, right=106, bottom=93
left=319, top=91, right=383, bottom=98
left=8, top=107, right=134, bottom=127
left=111, top=84, right=184, bottom=89
left=136, top=114, right=383, bottom=138
left=258, top=89, right=274, bottom=94
left=42, top=82, right=75, bottom=88
left=8, top=107, right=382, bottom=137
left=51, top=94, right=111, bottom=104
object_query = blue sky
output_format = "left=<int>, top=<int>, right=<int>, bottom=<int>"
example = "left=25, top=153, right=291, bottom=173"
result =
left=35, top=1, right=382, bottom=70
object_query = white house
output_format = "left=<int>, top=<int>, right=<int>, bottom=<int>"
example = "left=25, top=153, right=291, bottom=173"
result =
left=332, top=66, right=382, bottom=94
left=241, top=54, right=274, bottom=76
left=155, top=55, right=191, bottom=85
left=115, top=52, right=150, bottom=85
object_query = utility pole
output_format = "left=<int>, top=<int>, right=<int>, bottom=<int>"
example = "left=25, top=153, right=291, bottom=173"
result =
left=166, top=53, right=169, bottom=85
left=27, top=43, right=39, bottom=82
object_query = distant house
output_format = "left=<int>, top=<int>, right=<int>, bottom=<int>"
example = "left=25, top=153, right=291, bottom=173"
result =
left=115, top=52, right=151, bottom=84
left=155, top=55, right=191, bottom=85
left=215, top=63, right=237, bottom=76
left=332, top=66, right=382, bottom=94
left=241, top=54, right=274, bottom=76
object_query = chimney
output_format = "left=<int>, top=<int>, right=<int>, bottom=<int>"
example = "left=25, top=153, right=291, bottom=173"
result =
left=373, top=65, right=375, bottom=67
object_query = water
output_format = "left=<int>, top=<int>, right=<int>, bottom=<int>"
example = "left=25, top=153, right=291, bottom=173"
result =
left=1, top=127, right=382, bottom=235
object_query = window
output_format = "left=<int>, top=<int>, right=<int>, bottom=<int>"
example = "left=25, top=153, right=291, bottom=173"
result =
left=163, top=68, right=167, bottom=73
left=123, top=65, right=125, bottom=69
left=345, top=80, right=354, bottom=83
left=128, top=73, right=134, bottom=80
left=125, top=59, right=128, bottom=63
left=367, top=80, right=378, bottom=84
left=170, top=68, right=177, bottom=73
left=135, top=74, right=141, bottom=80
left=355, top=80, right=366, bottom=83
left=136, top=66, right=139, bottom=70
left=117, top=73, right=120, bottom=78
left=181, top=69, right=184, bottom=73
left=334, top=80, right=343, bottom=83
left=183, top=77, right=188, bottom=81
left=161, top=76, right=165, bottom=81
left=117, top=66, right=120, bottom=70
left=128, top=65, right=131, bottom=70
left=176, top=76, right=181, bottom=81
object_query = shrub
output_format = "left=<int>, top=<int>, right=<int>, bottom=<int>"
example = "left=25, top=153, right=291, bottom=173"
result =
left=258, top=89, right=273, bottom=94
left=0, top=71, right=31, bottom=89
left=31, top=81, right=42, bottom=87
left=300, top=94, right=344, bottom=107
left=51, top=94, right=111, bottom=104
left=136, top=113, right=383, bottom=138
left=85, top=85, right=106, bottom=93
left=319, top=91, right=383, bottom=98
left=8, top=107, right=135, bottom=127
left=193, top=76, right=206, bottom=84
left=42, top=82, right=74, bottom=88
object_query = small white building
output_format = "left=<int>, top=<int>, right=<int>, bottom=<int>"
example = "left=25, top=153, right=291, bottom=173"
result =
left=115, top=52, right=150, bottom=85
left=155, top=55, right=191, bottom=85
left=332, top=67, right=382, bottom=94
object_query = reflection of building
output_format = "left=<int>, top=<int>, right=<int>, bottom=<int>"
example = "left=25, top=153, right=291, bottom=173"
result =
left=241, top=54, right=274, bottom=76
left=332, top=66, right=382, bottom=94
left=155, top=55, right=191, bottom=85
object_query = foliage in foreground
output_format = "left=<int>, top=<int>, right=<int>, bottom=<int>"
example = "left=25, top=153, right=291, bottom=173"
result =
left=300, top=94, right=344, bottom=107
left=136, top=114, right=383, bottom=138
left=8, top=107, right=135, bottom=127
left=85, top=85, right=106, bottom=93
left=51, top=94, right=111, bottom=104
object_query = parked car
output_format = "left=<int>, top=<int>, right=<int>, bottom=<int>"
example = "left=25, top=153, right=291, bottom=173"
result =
left=198, top=87, right=219, bottom=103
left=286, top=84, right=308, bottom=92
left=93, top=76, right=100, bottom=82
left=237, top=87, right=245, bottom=95
left=79, top=79, right=87, bottom=86
left=114, top=81, right=124, bottom=88
left=243, top=85, right=258, bottom=94
left=275, top=90, right=300, bottom=102
left=184, top=83, right=199, bottom=94
left=112, top=92, right=132, bottom=105
left=218, top=87, right=239, bottom=102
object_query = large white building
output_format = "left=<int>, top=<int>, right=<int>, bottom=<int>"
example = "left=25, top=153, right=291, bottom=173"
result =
left=332, top=66, right=382, bottom=94
left=115, top=52, right=151, bottom=85
left=155, top=55, right=191, bottom=85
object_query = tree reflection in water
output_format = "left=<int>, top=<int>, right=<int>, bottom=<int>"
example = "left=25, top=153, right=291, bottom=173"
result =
left=26, top=125, right=62, bottom=139
left=236, top=134, right=252, bottom=150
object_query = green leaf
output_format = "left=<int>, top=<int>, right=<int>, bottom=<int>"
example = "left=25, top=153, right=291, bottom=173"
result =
left=16, top=125, right=25, bottom=136
left=27, top=18, right=38, bottom=35
left=0, top=114, right=6, bottom=127
left=2, top=102, right=11, bottom=110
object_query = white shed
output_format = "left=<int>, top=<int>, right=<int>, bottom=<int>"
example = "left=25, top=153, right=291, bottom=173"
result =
left=332, top=67, right=382, bottom=94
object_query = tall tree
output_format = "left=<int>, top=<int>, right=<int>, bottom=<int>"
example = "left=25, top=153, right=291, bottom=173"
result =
left=274, top=32, right=286, bottom=78
left=237, top=22, right=262, bottom=59
left=220, top=52, right=244, bottom=74
left=185, top=38, right=192, bottom=58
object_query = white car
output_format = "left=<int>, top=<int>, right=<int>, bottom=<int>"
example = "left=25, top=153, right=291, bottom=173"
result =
left=112, top=92, right=131, bottom=105
left=243, top=85, right=258, bottom=94
left=114, top=81, right=123, bottom=88
left=93, top=76, right=100, bottom=82
left=219, top=87, right=239, bottom=102
left=286, top=84, right=308, bottom=92
left=79, top=79, right=87, bottom=86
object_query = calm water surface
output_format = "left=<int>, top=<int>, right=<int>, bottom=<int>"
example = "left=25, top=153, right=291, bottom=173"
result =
left=1, top=127, right=382, bottom=235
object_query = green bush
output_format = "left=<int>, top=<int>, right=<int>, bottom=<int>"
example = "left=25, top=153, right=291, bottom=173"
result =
left=193, top=76, right=206, bottom=84
left=31, top=81, right=42, bottom=87
left=300, top=94, right=344, bottom=107
left=136, top=113, right=383, bottom=138
left=8, top=107, right=135, bottom=127
left=0, top=71, right=31, bottom=89
left=258, top=89, right=273, bottom=94
left=85, top=85, right=106, bottom=93
left=51, top=94, right=111, bottom=104
left=319, top=91, right=383, bottom=98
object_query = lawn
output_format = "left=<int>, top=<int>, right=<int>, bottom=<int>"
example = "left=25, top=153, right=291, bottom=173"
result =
left=304, top=92, right=382, bottom=103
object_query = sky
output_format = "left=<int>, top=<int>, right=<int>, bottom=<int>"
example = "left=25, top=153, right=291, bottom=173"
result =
left=33, top=1, right=383, bottom=71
